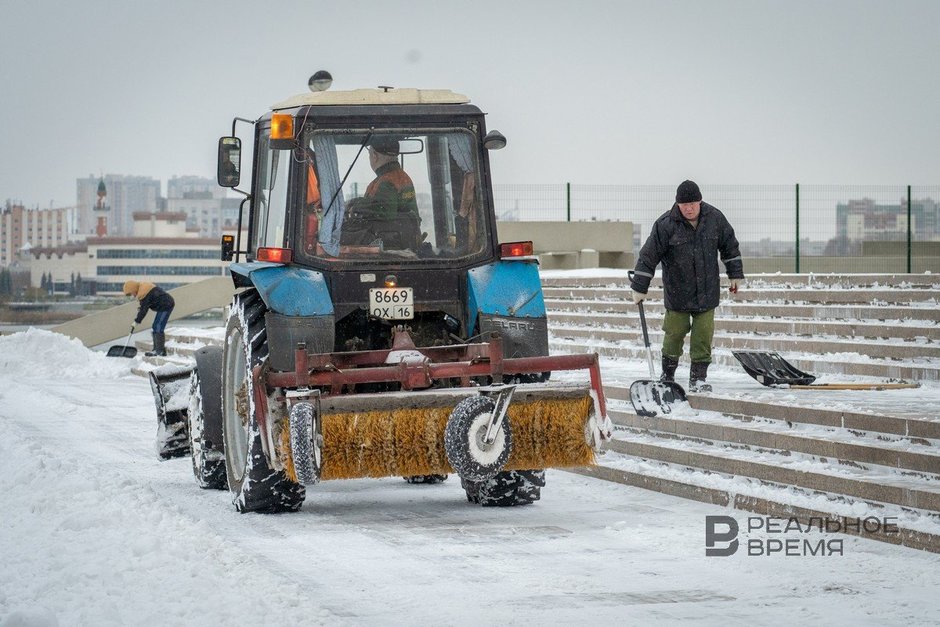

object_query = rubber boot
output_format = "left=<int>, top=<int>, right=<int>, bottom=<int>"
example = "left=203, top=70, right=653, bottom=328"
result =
left=146, top=332, right=166, bottom=357
left=659, top=355, right=679, bottom=383
left=689, top=361, right=712, bottom=392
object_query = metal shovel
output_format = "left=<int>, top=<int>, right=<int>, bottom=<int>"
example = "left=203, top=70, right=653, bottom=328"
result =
left=629, top=299, right=687, bottom=417
left=107, top=329, right=138, bottom=358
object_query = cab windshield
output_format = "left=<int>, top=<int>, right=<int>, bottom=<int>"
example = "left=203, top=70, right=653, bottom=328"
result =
left=296, top=128, right=489, bottom=262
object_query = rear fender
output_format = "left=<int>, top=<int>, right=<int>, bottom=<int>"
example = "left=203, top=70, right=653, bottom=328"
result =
left=466, top=260, right=548, bottom=358
left=230, top=262, right=336, bottom=372
left=228, top=262, right=333, bottom=316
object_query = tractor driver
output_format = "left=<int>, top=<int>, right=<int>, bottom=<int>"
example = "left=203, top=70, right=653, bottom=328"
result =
left=342, top=137, right=422, bottom=250
left=362, top=137, right=418, bottom=218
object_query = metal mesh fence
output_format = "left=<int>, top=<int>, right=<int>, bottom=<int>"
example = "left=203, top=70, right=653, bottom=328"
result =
left=492, top=183, right=940, bottom=273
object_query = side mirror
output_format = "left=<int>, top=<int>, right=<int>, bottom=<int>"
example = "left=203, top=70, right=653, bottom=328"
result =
left=483, top=130, right=507, bottom=151
left=217, top=137, right=241, bottom=188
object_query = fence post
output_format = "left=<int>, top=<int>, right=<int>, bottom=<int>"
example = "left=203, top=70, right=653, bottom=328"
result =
left=795, top=183, right=800, bottom=273
left=907, top=185, right=912, bottom=273
left=566, top=182, right=571, bottom=222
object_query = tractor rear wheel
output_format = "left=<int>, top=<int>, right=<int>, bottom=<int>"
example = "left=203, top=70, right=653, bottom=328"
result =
left=187, top=346, right=226, bottom=489
left=221, top=289, right=305, bottom=513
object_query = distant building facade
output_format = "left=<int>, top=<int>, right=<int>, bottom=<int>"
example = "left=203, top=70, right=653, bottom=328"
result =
left=76, top=174, right=161, bottom=237
left=165, top=175, right=236, bottom=238
left=1, top=203, right=76, bottom=268
left=24, top=212, right=238, bottom=295
left=837, top=197, right=940, bottom=242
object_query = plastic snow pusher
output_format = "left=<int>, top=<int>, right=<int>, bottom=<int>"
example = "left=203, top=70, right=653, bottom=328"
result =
left=154, top=74, right=613, bottom=512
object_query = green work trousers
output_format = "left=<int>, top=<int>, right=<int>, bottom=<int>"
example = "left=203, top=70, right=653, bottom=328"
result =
left=662, top=309, right=715, bottom=363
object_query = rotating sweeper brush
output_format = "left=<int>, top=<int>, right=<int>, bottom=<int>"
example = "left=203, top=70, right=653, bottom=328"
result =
left=257, top=329, right=609, bottom=487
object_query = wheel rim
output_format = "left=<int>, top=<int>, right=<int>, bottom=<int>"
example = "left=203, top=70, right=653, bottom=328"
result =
left=223, top=326, right=249, bottom=483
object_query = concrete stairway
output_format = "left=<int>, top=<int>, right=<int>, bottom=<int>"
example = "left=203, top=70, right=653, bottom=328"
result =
left=130, top=326, right=224, bottom=377
left=546, top=272, right=940, bottom=552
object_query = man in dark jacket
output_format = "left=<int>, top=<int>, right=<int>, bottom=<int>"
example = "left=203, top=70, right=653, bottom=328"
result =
left=123, top=280, right=175, bottom=356
left=630, top=180, right=744, bottom=391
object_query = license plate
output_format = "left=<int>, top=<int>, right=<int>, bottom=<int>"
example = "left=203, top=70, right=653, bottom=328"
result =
left=368, top=287, right=414, bottom=320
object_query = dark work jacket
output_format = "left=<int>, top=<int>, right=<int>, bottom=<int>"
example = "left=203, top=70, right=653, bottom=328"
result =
left=135, top=286, right=175, bottom=324
left=630, top=202, right=744, bottom=313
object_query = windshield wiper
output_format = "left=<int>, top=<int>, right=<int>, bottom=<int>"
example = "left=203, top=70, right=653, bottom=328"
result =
left=323, top=129, right=373, bottom=217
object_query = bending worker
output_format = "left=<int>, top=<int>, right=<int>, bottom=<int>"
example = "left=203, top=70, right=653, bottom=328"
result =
left=629, top=180, right=744, bottom=392
left=123, top=280, right=175, bottom=357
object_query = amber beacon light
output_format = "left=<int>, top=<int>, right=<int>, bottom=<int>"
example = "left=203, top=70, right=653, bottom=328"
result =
left=270, top=113, right=294, bottom=140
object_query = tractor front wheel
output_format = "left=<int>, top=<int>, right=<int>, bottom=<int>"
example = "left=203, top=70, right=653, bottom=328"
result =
left=221, top=290, right=305, bottom=513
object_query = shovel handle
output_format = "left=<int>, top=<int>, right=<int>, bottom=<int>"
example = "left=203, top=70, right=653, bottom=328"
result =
left=629, top=271, right=658, bottom=379
left=637, top=300, right=651, bottom=349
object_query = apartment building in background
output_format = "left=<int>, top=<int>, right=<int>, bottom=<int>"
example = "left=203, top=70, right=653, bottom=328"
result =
left=1, top=203, right=76, bottom=267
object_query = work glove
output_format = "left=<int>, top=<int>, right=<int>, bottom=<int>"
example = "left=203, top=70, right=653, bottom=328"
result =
left=729, top=279, right=740, bottom=294
left=632, top=290, right=647, bottom=304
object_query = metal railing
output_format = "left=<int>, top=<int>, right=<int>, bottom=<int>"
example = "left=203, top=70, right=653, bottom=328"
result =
left=493, top=183, right=940, bottom=273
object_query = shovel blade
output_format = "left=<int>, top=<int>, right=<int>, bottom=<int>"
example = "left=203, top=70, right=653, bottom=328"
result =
left=107, top=346, right=137, bottom=358
left=629, top=380, right=688, bottom=417
left=732, top=350, right=816, bottom=386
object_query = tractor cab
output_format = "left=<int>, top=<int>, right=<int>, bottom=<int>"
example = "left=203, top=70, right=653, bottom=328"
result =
left=218, top=81, right=509, bottom=270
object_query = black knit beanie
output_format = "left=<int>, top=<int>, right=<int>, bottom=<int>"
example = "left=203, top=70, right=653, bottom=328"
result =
left=676, top=180, right=702, bottom=203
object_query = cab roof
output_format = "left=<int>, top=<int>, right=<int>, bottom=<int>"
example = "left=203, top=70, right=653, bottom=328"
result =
left=271, top=88, right=471, bottom=111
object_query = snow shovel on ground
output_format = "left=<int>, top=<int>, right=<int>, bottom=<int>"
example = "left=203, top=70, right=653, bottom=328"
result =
left=107, top=329, right=137, bottom=358
left=630, top=300, right=688, bottom=417
left=732, top=350, right=919, bottom=390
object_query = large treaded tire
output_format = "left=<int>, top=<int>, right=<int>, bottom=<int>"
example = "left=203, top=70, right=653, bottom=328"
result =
left=461, top=470, right=546, bottom=507
left=221, top=290, right=305, bottom=513
left=187, top=346, right=226, bottom=490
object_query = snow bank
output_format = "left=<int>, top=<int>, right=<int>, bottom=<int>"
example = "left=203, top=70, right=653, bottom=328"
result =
left=0, top=328, right=133, bottom=379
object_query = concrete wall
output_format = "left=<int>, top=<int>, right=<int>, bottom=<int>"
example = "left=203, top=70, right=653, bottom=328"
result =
left=51, top=276, right=234, bottom=346
left=496, top=221, right=634, bottom=269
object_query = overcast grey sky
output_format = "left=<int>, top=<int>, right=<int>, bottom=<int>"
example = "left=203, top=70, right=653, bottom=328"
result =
left=2, top=0, right=938, bottom=209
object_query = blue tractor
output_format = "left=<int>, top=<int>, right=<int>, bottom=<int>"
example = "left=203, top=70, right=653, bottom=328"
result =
left=179, top=73, right=611, bottom=513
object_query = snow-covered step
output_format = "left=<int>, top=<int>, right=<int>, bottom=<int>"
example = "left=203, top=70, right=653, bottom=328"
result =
left=684, top=393, right=940, bottom=440
left=570, top=454, right=940, bottom=552
left=549, top=310, right=940, bottom=342
left=604, top=383, right=940, bottom=443
left=550, top=324, right=940, bottom=361
left=608, top=406, right=940, bottom=474
left=545, top=298, right=940, bottom=323
left=550, top=338, right=940, bottom=382
left=543, top=285, right=940, bottom=306
left=604, top=429, right=940, bottom=512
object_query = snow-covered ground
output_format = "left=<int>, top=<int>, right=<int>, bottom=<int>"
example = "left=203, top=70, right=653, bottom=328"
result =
left=2, top=328, right=940, bottom=626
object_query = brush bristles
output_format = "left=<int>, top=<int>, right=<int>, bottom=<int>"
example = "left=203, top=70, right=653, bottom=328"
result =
left=316, top=396, right=595, bottom=481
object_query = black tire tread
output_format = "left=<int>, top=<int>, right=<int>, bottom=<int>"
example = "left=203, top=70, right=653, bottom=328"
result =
left=461, top=469, right=546, bottom=507
left=226, top=290, right=305, bottom=513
